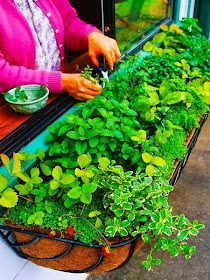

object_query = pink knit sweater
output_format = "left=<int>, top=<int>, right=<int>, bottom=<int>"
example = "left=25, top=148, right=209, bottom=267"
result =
left=0, top=0, right=100, bottom=93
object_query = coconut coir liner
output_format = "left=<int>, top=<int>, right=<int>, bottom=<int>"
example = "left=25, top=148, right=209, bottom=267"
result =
left=6, top=222, right=143, bottom=274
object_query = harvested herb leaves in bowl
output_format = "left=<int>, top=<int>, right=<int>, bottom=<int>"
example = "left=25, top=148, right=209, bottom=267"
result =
left=2, top=84, right=49, bottom=114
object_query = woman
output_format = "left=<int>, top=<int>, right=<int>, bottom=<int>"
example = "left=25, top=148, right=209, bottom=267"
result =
left=0, top=0, right=121, bottom=101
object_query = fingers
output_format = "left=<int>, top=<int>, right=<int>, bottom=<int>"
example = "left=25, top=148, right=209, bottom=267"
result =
left=89, top=52, right=100, bottom=67
left=103, top=42, right=121, bottom=70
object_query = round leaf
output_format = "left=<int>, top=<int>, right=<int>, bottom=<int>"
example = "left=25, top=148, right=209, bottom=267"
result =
left=98, top=157, right=110, bottom=169
left=77, top=154, right=91, bottom=169
left=142, top=153, right=153, bottom=163
left=143, top=41, right=154, bottom=52
left=146, top=165, right=155, bottom=177
left=152, top=156, right=166, bottom=167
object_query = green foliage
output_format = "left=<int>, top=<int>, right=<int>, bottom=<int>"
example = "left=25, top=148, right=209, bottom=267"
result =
left=80, top=65, right=100, bottom=85
left=1, top=23, right=209, bottom=271
left=3, top=85, right=48, bottom=102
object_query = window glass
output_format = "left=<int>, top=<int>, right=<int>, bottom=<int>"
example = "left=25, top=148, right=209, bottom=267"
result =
left=115, top=0, right=173, bottom=52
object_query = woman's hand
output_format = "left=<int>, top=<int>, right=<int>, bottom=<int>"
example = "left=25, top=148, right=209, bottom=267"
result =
left=88, top=32, right=121, bottom=70
left=61, top=73, right=102, bottom=101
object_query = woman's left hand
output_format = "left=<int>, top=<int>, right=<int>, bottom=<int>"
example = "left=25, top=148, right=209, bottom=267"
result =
left=87, top=32, right=121, bottom=70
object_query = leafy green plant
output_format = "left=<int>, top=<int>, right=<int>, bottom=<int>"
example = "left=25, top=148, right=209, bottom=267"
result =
left=1, top=22, right=209, bottom=271
left=80, top=65, right=100, bottom=84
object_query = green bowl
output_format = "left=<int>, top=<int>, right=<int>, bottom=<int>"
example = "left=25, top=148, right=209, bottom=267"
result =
left=4, top=85, right=49, bottom=114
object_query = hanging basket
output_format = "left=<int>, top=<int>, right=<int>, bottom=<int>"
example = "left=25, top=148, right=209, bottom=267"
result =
left=0, top=114, right=208, bottom=274
left=0, top=222, right=143, bottom=274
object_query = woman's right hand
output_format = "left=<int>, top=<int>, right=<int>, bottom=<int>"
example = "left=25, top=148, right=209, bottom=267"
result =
left=61, top=73, right=102, bottom=101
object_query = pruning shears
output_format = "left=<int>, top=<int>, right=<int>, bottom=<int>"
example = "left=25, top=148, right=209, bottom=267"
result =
left=97, top=65, right=109, bottom=87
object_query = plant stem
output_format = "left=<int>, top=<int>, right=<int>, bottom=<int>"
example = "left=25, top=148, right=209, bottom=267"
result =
left=18, top=195, right=34, bottom=204
left=11, top=175, right=34, bottom=203
left=82, top=216, right=111, bottom=247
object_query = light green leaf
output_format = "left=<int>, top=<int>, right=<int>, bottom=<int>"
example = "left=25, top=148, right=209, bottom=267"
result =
left=40, top=163, right=52, bottom=176
left=50, top=180, right=60, bottom=190
left=82, top=183, right=98, bottom=193
left=0, top=174, right=8, bottom=193
left=37, top=148, right=45, bottom=161
left=12, top=153, right=21, bottom=175
left=16, top=172, right=30, bottom=183
left=30, top=167, right=40, bottom=178
left=98, top=157, right=110, bottom=169
left=75, top=168, right=84, bottom=177
left=153, top=32, right=166, bottom=44
left=80, top=192, right=92, bottom=204
left=67, top=187, right=82, bottom=199
left=146, top=165, right=155, bottom=177
left=77, top=154, right=91, bottom=169
left=0, top=154, right=10, bottom=174
left=60, top=174, right=75, bottom=185
left=0, top=188, right=18, bottom=208
left=95, top=217, right=102, bottom=228
left=142, top=153, right=153, bottom=163
left=152, top=156, right=166, bottom=167
left=52, top=166, right=62, bottom=181
left=143, top=41, right=154, bottom=52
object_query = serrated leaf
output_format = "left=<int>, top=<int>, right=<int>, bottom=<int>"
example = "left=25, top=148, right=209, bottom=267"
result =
left=60, top=174, right=75, bottom=185
left=80, top=192, right=92, bottom=204
left=66, top=131, right=79, bottom=140
left=98, top=157, right=110, bottom=169
left=89, top=137, right=99, bottom=148
left=12, top=153, right=21, bottom=175
left=16, top=172, right=30, bottom=183
left=52, top=166, right=62, bottom=181
left=40, top=163, right=52, bottom=176
left=82, top=183, right=98, bottom=193
left=0, top=174, right=8, bottom=193
left=77, top=154, right=91, bottom=169
left=75, top=168, right=84, bottom=177
left=143, top=41, right=154, bottom=52
left=67, top=187, right=82, bottom=199
left=37, top=148, right=45, bottom=161
left=30, top=167, right=40, bottom=178
left=75, top=141, right=87, bottom=155
left=0, top=154, right=10, bottom=174
left=0, top=188, right=18, bottom=208
left=15, top=183, right=33, bottom=195
left=50, top=180, right=60, bottom=190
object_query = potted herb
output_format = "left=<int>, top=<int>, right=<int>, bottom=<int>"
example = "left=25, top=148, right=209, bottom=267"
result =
left=0, top=20, right=209, bottom=274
